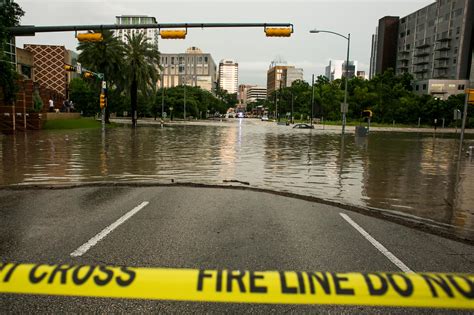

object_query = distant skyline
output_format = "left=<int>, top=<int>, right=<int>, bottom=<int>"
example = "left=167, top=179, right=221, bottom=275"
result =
left=15, top=0, right=434, bottom=86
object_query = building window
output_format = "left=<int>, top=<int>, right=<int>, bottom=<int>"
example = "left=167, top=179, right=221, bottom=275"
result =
left=400, top=32, right=405, bottom=38
left=458, top=84, right=465, bottom=90
left=407, top=29, right=410, bottom=35
left=456, top=26, right=460, bottom=34
left=416, top=85, right=419, bottom=91
left=453, top=58, right=456, bottom=64
left=401, top=17, right=406, bottom=24
left=423, top=84, right=427, bottom=90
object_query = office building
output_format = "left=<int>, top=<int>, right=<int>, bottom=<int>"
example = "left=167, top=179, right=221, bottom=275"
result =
left=267, top=61, right=303, bottom=96
left=369, top=0, right=474, bottom=99
left=357, top=71, right=368, bottom=80
left=160, top=47, right=217, bottom=92
left=16, top=48, right=34, bottom=81
left=246, top=86, right=267, bottom=103
left=115, top=15, right=159, bottom=49
left=238, top=84, right=251, bottom=104
left=325, top=60, right=358, bottom=81
left=284, top=67, right=304, bottom=87
left=218, top=59, right=238, bottom=94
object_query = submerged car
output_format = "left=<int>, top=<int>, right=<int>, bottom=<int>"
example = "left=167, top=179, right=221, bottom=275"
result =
left=261, top=116, right=269, bottom=121
left=293, top=123, right=315, bottom=129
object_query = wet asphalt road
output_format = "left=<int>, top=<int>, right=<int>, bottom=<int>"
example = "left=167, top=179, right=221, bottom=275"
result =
left=0, top=186, right=473, bottom=313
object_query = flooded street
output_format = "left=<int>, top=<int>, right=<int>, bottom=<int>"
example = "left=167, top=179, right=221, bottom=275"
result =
left=1, top=119, right=473, bottom=240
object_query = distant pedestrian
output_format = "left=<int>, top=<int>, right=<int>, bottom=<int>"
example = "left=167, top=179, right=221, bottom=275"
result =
left=63, top=99, right=69, bottom=112
left=48, top=98, right=54, bottom=112
left=69, top=100, right=74, bottom=112
left=434, top=118, right=438, bottom=131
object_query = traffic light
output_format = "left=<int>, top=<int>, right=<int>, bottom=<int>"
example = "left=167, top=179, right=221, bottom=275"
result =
left=83, top=71, right=95, bottom=79
left=265, top=27, right=292, bottom=37
left=160, top=30, right=186, bottom=39
left=362, top=110, right=373, bottom=118
left=468, top=89, right=474, bottom=104
left=99, top=93, right=106, bottom=109
left=64, top=64, right=77, bottom=72
left=77, top=33, right=103, bottom=42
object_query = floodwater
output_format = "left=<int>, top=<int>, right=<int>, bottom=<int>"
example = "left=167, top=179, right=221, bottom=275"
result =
left=1, top=119, right=473, bottom=240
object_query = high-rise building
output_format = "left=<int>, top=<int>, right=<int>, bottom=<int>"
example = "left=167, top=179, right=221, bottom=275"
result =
left=284, top=67, right=304, bottom=87
left=369, top=0, right=474, bottom=99
left=160, top=47, right=217, bottom=92
left=267, top=61, right=303, bottom=96
left=115, top=15, right=159, bottom=49
left=238, top=84, right=251, bottom=104
left=369, top=16, right=400, bottom=78
left=218, top=59, right=238, bottom=94
left=325, top=60, right=358, bottom=81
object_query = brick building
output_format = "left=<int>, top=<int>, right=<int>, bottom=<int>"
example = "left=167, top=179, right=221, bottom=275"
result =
left=23, top=44, right=77, bottom=99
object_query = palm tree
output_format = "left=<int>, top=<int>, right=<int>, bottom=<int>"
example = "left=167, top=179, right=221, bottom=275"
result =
left=77, top=30, right=125, bottom=122
left=123, top=32, right=161, bottom=127
left=77, top=30, right=124, bottom=85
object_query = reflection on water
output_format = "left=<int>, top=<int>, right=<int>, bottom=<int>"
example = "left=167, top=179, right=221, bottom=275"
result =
left=0, top=120, right=473, bottom=240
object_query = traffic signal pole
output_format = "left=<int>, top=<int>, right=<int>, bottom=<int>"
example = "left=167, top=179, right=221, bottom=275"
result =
left=7, top=23, right=293, bottom=36
left=458, top=86, right=470, bottom=159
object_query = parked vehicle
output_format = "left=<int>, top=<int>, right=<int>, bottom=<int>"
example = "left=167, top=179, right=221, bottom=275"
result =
left=293, top=123, right=315, bottom=129
left=261, top=115, right=269, bottom=121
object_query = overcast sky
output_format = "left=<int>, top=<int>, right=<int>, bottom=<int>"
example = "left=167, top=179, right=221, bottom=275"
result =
left=16, top=0, right=433, bottom=86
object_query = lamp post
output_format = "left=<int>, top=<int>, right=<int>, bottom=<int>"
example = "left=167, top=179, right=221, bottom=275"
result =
left=183, top=75, right=187, bottom=120
left=161, top=73, right=165, bottom=119
left=310, top=29, right=350, bottom=135
left=311, top=74, right=314, bottom=127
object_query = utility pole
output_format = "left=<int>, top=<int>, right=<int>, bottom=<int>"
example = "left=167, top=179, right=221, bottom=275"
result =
left=183, top=75, right=186, bottom=120
left=291, top=90, right=294, bottom=124
left=311, top=74, right=315, bottom=127
left=161, top=73, right=165, bottom=119
left=458, top=86, right=470, bottom=159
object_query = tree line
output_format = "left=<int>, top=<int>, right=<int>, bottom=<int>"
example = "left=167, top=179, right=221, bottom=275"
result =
left=72, top=30, right=237, bottom=123
left=262, top=70, right=472, bottom=127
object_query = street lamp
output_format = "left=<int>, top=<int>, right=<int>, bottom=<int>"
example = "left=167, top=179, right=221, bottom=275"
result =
left=161, top=73, right=165, bottom=119
left=310, top=29, right=351, bottom=135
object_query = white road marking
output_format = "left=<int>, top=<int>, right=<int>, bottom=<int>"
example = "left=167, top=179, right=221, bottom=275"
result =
left=339, top=212, right=413, bottom=273
left=71, top=201, right=149, bottom=257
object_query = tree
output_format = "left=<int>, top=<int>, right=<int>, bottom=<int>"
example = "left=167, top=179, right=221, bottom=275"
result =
left=0, top=1, right=24, bottom=104
left=123, top=32, right=161, bottom=127
left=68, top=78, right=97, bottom=116
left=77, top=30, right=125, bottom=122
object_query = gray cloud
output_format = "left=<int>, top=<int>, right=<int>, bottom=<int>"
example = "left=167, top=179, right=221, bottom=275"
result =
left=16, top=0, right=433, bottom=85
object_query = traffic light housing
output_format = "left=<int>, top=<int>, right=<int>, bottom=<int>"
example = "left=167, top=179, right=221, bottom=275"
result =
left=64, top=64, right=77, bottom=72
left=100, top=93, right=106, bottom=109
left=83, top=71, right=95, bottom=79
left=160, top=30, right=187, bottom=39
left=77, top=33, right=103, bottom=42
left=362, top=110, right=373, bottom=118
left=468, top=89, right=474, bottom=104
left=265, top=27, right=292, bottom=37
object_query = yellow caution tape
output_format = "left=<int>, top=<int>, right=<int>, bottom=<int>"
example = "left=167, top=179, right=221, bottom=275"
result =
left=0, top=262, right=473, bottom=309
